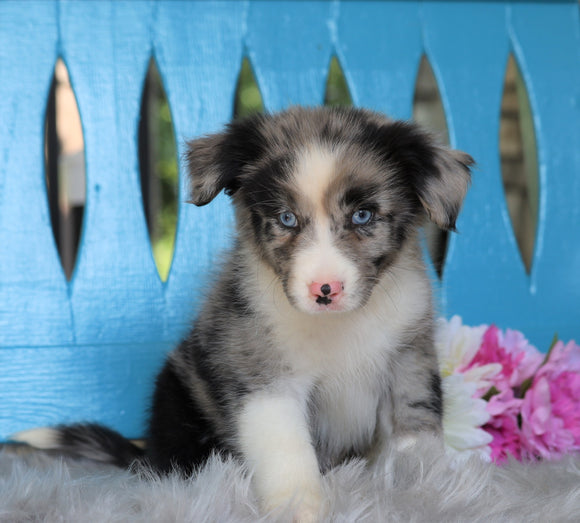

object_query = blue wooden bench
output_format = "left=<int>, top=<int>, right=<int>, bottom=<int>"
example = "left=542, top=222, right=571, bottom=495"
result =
left=1, top=0, right=579, bottom=441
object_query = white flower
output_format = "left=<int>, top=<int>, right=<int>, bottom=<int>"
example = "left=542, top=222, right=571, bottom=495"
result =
left=435, top=316, right=496, bottom=462
left=436, top=315, right=501, bottom=391
left=442, top=374, right=493, bottom=462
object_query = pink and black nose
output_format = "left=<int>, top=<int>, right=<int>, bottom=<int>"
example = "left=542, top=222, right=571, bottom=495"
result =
left=309, top=281, right=343, bottom=305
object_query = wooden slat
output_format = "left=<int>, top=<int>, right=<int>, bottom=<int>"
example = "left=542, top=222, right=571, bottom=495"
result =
left=0, top=2, right=72, bottom=348
left=246, top=0, right=333, bottom=110
left=57, top=2, right=163, bottom=346
left=337, top=1, right=422, bottom=119
left=155, top=0, right=244, bottom=336
left=508, top=1, right=580, bottom=347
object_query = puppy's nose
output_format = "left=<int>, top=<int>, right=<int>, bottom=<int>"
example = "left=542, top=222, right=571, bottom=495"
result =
left=309, top=281, right=343, bottom=300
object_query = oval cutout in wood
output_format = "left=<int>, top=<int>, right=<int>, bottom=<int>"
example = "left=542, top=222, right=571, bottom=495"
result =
left=138, top=57, right=178, bottom=282
left=44, top=58, right=86, bottom=281
left=234, top=57, right=265, bottom=119
left=325, top=56, right=353, bottom=107
left=413, top=55, right=450, bottom=279
left=499, top=54, right=538, bottom=274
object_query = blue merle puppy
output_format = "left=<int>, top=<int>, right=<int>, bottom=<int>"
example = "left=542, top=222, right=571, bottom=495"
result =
left=15, top=106, right=473, bottom=521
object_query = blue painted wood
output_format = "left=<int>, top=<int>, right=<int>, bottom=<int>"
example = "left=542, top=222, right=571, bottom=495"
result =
left=423, top=1, right=580, bottom=349
left=1, top=0, right=579, bottom=440
left=337, top=1, right=423, bottom=119
left=246, top=1, right=333, bottom=110
left=507, top=2, right=580, bottom=349
left=153, top=1, right=244, bottom=333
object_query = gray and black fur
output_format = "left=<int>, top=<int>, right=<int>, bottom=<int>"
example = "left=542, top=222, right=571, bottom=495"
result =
left=24, top=107, right=473, bottom=517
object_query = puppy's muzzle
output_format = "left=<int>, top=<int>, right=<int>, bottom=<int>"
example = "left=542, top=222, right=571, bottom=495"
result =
left=309, top=281, right=343, bottom=305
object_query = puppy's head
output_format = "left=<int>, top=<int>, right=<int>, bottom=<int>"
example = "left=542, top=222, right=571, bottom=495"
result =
left=186, top=107, right=473, bottom=314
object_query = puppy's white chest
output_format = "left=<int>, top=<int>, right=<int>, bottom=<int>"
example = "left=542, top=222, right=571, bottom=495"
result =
left=313, top=375, right=381, bottom=460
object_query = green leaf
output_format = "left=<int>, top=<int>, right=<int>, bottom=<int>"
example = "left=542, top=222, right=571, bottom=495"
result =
left=541, top=333, right=559, bottom=366
left=518, top=332, right=559, bottom=399
left=482, top=386, right=500, bottom=402
left=518, top=377, right=533, bottom=399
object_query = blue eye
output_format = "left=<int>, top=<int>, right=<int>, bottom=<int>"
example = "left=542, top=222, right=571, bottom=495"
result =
left=352, top=209, right=373, bottom=226
left=279, top=211, right=298, bottom=228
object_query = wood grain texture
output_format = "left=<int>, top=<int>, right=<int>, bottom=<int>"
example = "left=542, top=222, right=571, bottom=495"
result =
left=1, top=0, right=579, bottom=439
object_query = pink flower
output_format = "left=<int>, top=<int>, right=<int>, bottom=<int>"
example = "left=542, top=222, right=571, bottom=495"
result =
left=438, top=316, right=580, bottom=465
left=538, top=339, right=580, bottom=376
left=520, top=340, right=580, bottom=460
left=483, top=389, right=524, bottom=464
left=463, top=326, right=542, bottom=394
left=486, top=415, right=522, bottom=464
left=498, top=329, right=544, bottom=388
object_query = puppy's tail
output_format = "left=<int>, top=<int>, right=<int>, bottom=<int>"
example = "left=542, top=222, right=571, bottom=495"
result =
left=9, top=423, right=145, bottom=469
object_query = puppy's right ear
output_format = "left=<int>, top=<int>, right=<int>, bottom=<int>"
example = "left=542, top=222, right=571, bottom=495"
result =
left=185, top=114, right=265, bottom=206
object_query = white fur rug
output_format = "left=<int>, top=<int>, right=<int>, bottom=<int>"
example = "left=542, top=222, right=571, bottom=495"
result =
left=2, top=436, right=580, bottom=522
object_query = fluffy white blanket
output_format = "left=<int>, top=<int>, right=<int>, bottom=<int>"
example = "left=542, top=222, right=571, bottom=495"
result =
left=2, top=436, right=580, bottom=522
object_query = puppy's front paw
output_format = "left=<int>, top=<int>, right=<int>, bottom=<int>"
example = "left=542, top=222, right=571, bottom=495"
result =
left=264, top=484, right=325, bottom=523
left=292, top=488, right=325, bottom=523
left=293, top=506, right=320, bottom=523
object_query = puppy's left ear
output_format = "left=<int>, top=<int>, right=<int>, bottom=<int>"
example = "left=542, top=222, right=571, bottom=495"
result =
left=379, top=121, right=474, bottom=231
left=416, top=145, right=474, bottom=231
left=185, top=114, right=265, bottom=206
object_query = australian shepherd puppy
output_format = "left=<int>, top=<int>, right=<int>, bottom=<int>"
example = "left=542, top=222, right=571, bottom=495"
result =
left=16, top=107, right=473, bottom=521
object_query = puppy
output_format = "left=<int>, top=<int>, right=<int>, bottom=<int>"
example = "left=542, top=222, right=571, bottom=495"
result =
left=15, top=107, right=473, bottom=521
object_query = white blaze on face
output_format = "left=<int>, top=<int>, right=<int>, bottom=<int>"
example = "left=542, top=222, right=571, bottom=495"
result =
left=288, top=144, right=360, bottom=313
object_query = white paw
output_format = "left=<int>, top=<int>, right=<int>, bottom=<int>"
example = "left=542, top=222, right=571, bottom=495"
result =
left=292, top=489, right=325, bottom=523
left=293, top=505, right=321, bottom=523
left=264, top=485, right=325, bottom=523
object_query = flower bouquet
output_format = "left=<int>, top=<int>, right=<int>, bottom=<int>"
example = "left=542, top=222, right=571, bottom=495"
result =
left=437, top=316, right=580, bottom=464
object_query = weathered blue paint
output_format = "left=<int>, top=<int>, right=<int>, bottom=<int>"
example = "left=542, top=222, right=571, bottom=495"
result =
left=1, top=1, right=579, bottom=440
